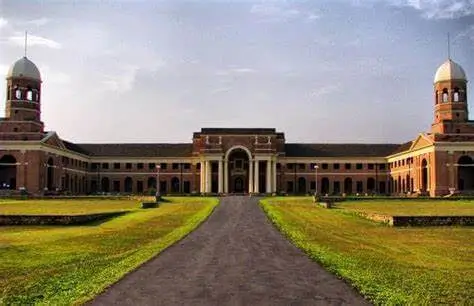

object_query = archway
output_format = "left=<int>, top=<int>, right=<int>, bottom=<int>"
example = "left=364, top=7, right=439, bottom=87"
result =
left=457, top=156, right=474, bottom=192
left=344, top=177, right=352, bottom=194
left=0, top=155, right=17, bottom=190
left=421, top=159, right=428, bottom=192
left=124, top=177, right=133, bottom=193
left=101, top=177, right=110, bottom=193
left=367, top=178, right=375, bottom=193
left=226, top=147, right=251, bottom=193
left=171, top=177, right=180, bottom=193
left=297, top=177, right=306, bottom=194
left=321, top=177, right=329, bottom=194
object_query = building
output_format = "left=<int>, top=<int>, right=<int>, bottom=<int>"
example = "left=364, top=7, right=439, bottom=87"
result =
left=0, top=56, right=472, bottom=197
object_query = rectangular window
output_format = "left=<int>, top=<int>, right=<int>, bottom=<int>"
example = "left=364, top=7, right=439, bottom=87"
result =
left=149, top=163, right=155, bottom=170
left=114, top=163, right=120, bottom=169
left=236, top=160, right=243, bottom=169
left=333, top=163, right=340, bottom=170
left=137, top=163, right=144, bottom=169
left=172, top=163, right=179, bottom=170
left=379, top=164, right=386, bottom=170
left=356, top=163, right=362, bottom=170
left=322, top=163, right=328, bottom=170
left=368, top=163, right=374, bottom=170
left=160, top=163, right=167, bottom=170
left=126, top=163, right=132, bottom=169
left=298, top=163, right=305, bottom=170
left=287, top=164, right=294, bottom=170
left=196, top=163, right=201, bottom=170
left=345, top=163, right=351, bottom=170
left=183, top=163, right=191, bottom=170
left=91, top=163, right=99, bottom=170
left=113, top=180, right=120, bottom=192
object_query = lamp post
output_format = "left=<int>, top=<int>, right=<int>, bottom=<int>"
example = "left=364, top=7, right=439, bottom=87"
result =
left=155, top=164, right=161, bottom=202
left=313, top=164, right=319, bottom=196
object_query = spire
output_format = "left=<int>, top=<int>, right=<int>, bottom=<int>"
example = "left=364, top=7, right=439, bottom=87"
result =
left=447, top=32, right=451, bottom=60
left=24, top=31, right=28, bottom=58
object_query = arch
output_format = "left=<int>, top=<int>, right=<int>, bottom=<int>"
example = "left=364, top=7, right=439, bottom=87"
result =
left=442, top=88, right=449, bottom=102
left=147, top=177, right=156, bottom=189
left=46, top=157, right=54, bottom=190
left=406, top=174, right=411, bottom=192
left=453, top=88, right=460, bottom=102
left=171, top=177, right=180, bottom=193
left=101, top=177, right=110, bottom=193
left=344, top=177, right=352, bottom=194
left=321, top=177, right=330, bottom=194
left=26, top=87, right=33, bottom=101
left=297, top=177, right=306, bottom=194
left=0, top=155, right=17, bottom=190
left=421, top=159, right=428, bottom=192
left=224, top=145, right=252, bottom=161
left=14, top=88, right=21, bottom=100
left=124, top=177, right=133, bottom=193
left=457, top=156, right=474, bottom=192
left=367, top=178, right=375, bottom=192
left=435, top=90, right=438, bottom=104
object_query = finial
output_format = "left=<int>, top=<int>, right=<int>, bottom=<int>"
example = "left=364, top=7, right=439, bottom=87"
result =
left=24, top=31, right=28, bottom=58
left=447, top=32, right=451, bottom=60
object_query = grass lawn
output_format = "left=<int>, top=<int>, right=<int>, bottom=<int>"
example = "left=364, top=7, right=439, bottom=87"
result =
left=260, top=197, right=474, bottom=305
left=336, top=200, right=474, bottom=216
left=0, top=197, right=218, bottom=305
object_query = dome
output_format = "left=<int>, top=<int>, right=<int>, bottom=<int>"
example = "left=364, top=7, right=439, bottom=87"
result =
left=6, top=57, right=41, bottom=81
left=434, top=59, right=467, bottom=83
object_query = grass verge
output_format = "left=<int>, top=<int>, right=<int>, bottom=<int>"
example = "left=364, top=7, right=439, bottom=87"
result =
left=260, top=197, right=474, bottom=305
left=0, top=197, right=218, bottom=305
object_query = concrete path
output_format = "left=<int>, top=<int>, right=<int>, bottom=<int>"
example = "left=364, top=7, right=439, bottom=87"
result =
left=90, top=196, right=369, bottom=306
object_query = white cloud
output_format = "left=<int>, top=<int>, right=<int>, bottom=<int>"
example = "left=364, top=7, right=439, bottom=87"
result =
left=102, top=65, right=139, bottom=93
left=380, top=0, right=474, bottom=19
left=250, top=3, right=300, bottom=22
left=8, top=34, right=61, bottom=49
left=0, top=18, right=7, bottom=29
left=26, top=18, right=50, bottom=27
left=309, top=84, right=341, bottom=98
left=39, top=65, right=71, bottom=84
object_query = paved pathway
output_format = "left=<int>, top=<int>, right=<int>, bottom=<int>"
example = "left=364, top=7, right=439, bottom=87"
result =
left=90, top=196, right=369, bottom=306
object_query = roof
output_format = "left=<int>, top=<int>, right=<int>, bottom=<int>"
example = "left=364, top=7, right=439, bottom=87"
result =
left=197, top=128, right=277, bottom=135
left=68, top=143, right=193, bottom=157
left=7, top=57, right=41, bottom=81
left=387, top=141, right=413, bottom=155
left=284, top=143, right=401, bottom=157
left=434, top=59, right=467, bottom=83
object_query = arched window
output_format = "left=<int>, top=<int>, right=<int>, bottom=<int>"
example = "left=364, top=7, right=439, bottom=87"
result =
left=435, top=90, right=438, bottom=104
left=26, top=88, right=33, bottom=101
left=171, top=177, right=180, bottom=193
left=453, top=88, right=460, bottom=102
left=442, top=89, right=449, bottom=102
left=147, top=177, right=156, bottom=189
left=124, top=177, right=133, bottom=193
left=15, top=88, right=21, bottom=100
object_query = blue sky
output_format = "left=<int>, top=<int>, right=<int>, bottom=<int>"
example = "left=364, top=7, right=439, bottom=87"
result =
left=0, top=0, right=473, bottom=143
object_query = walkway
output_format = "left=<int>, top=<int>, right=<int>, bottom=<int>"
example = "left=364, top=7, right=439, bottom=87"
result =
left=90, top=196, right=369, bottom=305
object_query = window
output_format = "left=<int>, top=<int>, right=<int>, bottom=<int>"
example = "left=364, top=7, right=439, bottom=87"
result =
left=456, top=129, right=461, bottom=134
left=442, top=89, right=449, bottom=102
left=276, top=163, right=281, bottom=169
left=235, top=160, right=243, bottom=169
left=345, top=163, right=351, bottom=170
left=148, top=163, right=156, bottom=170
left=126, top=163, right=132, bottom=169
left=101, top=163, right=109, bottom=169
left=333, top=163, right=340, bottom=170
left=137, top=163, right=144, bottom=169
left=298, top=163, right=305, bottom=170
left=114, top=163, right=120, bottom=169
left=137, top=181, right=143, bottom=193
left=196, top=163, right=201, bottom=170
left=160, top=163, right=167, bottom=170
left=454, top=88, right=460, bottom=102
left=356, top=163, right=362, bottom=170
left=286, top=181, right=294, bottom=192
left=368, top=163, right=374, bottom=170
left=287, top=164, right=294, bottom=170
left=172, top=163, right=179, bottom=170
left=91, top=163, right=99, bottom=170
left=379, top=164, right=386, bottom=170
left=322, top=163, right=328, bottom=170
left=183, top=163, right=191, bottom=170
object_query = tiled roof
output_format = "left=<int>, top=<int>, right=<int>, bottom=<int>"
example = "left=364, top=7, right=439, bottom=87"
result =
left=284, top=143, right=401, bottom=157
left=387, top=141, right=413, bottom=155
left=64, top=143, right=193, bottom=157
left=62, top=140, right=91, bottom=155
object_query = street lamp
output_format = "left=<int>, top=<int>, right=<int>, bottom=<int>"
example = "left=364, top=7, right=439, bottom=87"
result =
left=313, top=164, right=319, bottom=196
left=155, top=164, right=161, bottom=202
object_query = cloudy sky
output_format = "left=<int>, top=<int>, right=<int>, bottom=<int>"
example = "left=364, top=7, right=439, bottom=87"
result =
left=0, top=0, right=473, bottom=144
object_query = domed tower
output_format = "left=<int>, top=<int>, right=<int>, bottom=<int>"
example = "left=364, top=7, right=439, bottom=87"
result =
left=1, top=56, right=44, bottom=140
left=431, top=58, right=469, bottom=134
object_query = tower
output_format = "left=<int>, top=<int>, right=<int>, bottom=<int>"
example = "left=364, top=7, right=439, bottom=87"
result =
left=431, top=58, right=469, bottom=134
left=1, top=56, right=44, bottom=140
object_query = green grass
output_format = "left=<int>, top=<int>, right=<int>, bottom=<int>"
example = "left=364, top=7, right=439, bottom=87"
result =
left=260, top=197, right=474, bottom=305
left=0, top=197, right=218, bottom=305
left=336, top=200, right=474, bottom=216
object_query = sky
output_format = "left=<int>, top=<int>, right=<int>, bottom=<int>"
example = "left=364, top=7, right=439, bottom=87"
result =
left=0, top=0, right=473, bottom=144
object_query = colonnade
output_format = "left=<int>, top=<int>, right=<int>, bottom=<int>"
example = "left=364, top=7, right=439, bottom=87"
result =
left=199, top=156, right=277, bottom=194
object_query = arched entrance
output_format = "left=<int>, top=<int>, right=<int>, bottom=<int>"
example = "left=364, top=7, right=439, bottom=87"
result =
left=226, top=147, right=251, bottom=193
left=457, top=156, right=474, bottom=192
left=321, top=177, right=329, bottom=194
left=421, top=159, right=428, bottom=192
left=46, top=157, right=54, bottom=191
left=344, top=177, right=352, bottom=194
left=0, top=155, right=17, bottom=190
left=297, top=177, right=306, bottom=194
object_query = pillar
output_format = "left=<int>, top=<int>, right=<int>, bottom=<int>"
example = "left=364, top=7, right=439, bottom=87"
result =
left=248, top=159, right=254, bottom=193
left=206, top=160, right=211, bottom=193
left=266, top=159, right=272, bottom=193
left=254, top=160, right=259, bottom=193
left=200, top=160, right=205, bottom=193
left=224, top=160, right=228, bottom=193
left=218, top=159, right=223, bottom=193
left=272, top=158, right=277, bottom=193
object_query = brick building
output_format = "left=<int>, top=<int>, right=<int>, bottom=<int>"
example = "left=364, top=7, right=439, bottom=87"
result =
left=0, top=56, right=472, bottom=197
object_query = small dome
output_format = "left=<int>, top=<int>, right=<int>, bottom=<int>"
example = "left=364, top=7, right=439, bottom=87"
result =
left=6, top=57, right=41, bottom=81
left=434, top=59, right=467, bottom=83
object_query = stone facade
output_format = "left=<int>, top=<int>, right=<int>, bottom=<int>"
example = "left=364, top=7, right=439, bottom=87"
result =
left=0, top=57, right=473, bottom=197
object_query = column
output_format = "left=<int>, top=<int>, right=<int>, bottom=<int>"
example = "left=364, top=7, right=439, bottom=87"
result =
left=223, top=160, right=228, bottom=193
left=266, top=159, right=272, bottom=193
left=218, top=159, right=223, bottom=193
left=272, top=158, right=277, bottom=193
left=254, top=160, right=260, bottom=193
left=206, top=160, right=211, bottom=193
left=248, top=159, right=254, bottom=193
left=200, top=160, right=205, bottom=193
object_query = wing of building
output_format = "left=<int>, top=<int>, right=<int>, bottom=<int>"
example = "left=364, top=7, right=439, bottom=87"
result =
left=0, top=57, right=472, bottom=197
